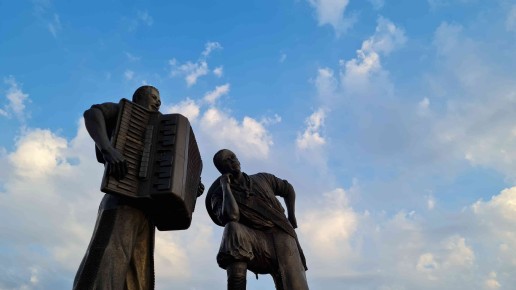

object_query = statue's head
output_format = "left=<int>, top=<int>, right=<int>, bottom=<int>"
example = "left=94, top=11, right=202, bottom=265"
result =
left=213, top=149, right=241, bottom=175
left=132, top=85, right=161, bottom=112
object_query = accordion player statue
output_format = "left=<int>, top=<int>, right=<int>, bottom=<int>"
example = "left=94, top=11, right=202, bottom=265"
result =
left=73, top=86, right=204, bottom=290
left=100, top=97, right=203, bottom=231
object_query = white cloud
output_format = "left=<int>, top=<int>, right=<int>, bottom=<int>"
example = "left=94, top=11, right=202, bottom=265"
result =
left=472, top=187, right=516, bottom=223
left=203, top=83, right=230, bottom=104
left=0, top=120, right=222, bottom=289
left=484, top=272, right=501, bottom=289
left=260, top=114, right=282, bottom=126
left=124, top=69, right=135, bottom=80
left=213, top=66, right=223, bottom=77
left=417, top=253, right=439, bottom=274
left=296, top=108, right=326, bottom=150
left=8, top=128, right=68, bottom=178
left=441, top=236, right=475, bottom=268
left=299, top=187, right=359, bottom=275
left=164, top=98, right=201, bottom=122
left=326, top=17, right=406, bottom=98
left=430, top=22, right=516, bottom=179
left=202, top=41, right=222, bottom=58
left=199, top=108, right=273, bottom=159
left=426, top=194, right=436, bottom=210
left=2, top=76, right=30, bottom=120
left=418, top=97, right=431, bottom=116
left=314, top=67, right=337, bottom=101
left=307, top=0, right=356, bottom=36
left=169, top=42, right=223, bottom=86
left=170, top=59, right=209, bottom=87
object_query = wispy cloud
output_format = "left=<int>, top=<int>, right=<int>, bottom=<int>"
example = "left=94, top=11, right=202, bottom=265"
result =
left=203, top=83, right=230, bottom=104
left=128, top=10, right=154, bottom=31
left=169, top=42, right=223, bottom=87
left=279, top=53, right=287, bottom=63
left=1, top=76, right=30, bottom=121
left=202, top=42, right=222, bottom=58
left=32, top=0, right=62, bottom=38
left=125, top=52, right=141, bottom=62
left=137, top=10, right=153, bottom=26
left=47, top=13, right=61, bottom=38
left=124, top=70, right=135, bottom=80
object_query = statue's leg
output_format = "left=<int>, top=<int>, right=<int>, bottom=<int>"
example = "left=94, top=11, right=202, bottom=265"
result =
left=227, top=262, right=247, bottom=290
left=74, top=204, right=150, bottom=290
left=271, top=272, right=284, bottom=290
left=273, top=231, right=309, bottom=290
left=125, top=210, right=154, bottom=290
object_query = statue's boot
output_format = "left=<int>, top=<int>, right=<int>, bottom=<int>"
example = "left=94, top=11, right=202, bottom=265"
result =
left=227, top=262, right=247, bottom=290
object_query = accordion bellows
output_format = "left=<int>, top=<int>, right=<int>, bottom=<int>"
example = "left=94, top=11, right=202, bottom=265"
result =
left=101, top=98, right=203, bottom=231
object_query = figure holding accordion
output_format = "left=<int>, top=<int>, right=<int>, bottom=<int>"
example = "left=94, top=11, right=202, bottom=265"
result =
left=73, top=86, right=204, bottom=290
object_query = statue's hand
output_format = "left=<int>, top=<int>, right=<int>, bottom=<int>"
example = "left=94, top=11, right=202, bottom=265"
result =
left=288, top=215, right=298, bottom=229
left=197, top=180, right=205, bottom=197
left=220, top=173, right=232, bottom=186
left=102, top=146, right=128, bottom=180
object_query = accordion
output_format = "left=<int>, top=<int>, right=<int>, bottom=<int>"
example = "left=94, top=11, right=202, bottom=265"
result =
left=100, top=98, right=203, bottom=231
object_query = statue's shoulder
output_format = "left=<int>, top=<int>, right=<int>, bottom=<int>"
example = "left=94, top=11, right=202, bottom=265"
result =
left=205, top=176, right=224, bottom=227
left=90, top=101, right=122, bottom=122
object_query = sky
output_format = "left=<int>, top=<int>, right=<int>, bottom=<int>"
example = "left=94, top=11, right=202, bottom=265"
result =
left=1, top=0, right=516, bottom=289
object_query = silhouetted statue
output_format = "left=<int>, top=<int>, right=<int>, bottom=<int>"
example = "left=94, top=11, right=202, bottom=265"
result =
left=205, top=149, right=309, bottom=290
left=73, top=86, right=204, bottom=290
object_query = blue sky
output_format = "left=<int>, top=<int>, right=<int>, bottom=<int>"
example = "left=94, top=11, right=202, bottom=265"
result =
left=1, top=0, right=516, bottom=289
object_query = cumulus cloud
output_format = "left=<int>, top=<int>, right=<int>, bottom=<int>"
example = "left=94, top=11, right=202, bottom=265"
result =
left=314, top=67, right=337, bottom=101
left=340, top=17, right=406, bottom=95
left=199, top=108, right=273, bottom=159
left=484, top=272, right=501, bottom=289
left=1, top=76, right=30, bottom=120
left=169, top=42, right=222, bottom=87
left=430, top=22, right=516, bottom=179
left=203, top=83, right=230, bottom=104
left=296, top=108, right=326, bottom=150
left=164, top=98, right=201, bottom=122
left=299, top=187, right=359, bottom=275
left=0, top=120, right=220, bottom=289
left=307, top=0, right=357, bottom=36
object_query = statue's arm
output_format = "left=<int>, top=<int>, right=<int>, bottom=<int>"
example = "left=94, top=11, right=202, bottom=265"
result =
left=220, top=173, right=240, bottom=222
left=282, top=181, right=298, bottom=229
left=83, top=104, right=127, bottom=180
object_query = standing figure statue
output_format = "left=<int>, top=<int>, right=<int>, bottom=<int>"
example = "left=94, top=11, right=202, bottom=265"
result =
left=205, top=149, right=309, bottom=290
left=74, top=86, right=203, bottom=290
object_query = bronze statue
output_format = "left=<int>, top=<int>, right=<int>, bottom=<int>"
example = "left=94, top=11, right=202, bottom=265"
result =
left=74, top=86, right=204, bottom=290
left=205, top=149, right=309, bottom=290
